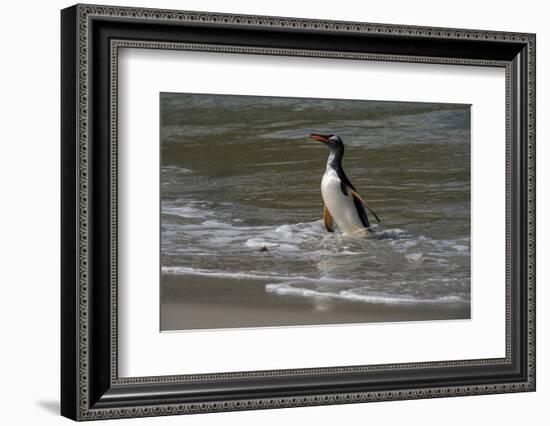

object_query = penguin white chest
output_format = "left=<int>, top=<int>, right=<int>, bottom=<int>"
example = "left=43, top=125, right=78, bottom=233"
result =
left=321, top=168, right=365, bottom=236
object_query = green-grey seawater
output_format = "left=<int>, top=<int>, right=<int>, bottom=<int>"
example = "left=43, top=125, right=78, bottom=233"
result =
left=161, top=93, right=470, bottom=308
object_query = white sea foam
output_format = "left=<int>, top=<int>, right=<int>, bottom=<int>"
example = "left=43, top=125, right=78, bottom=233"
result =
left=162, top=266, right=296, bottom=281
left=245, top=238, right=280, bottom=249
left=405, top=253, right=423, bottom=263
left=372, top=227, right=411, bottom=239
left=161, top=199, right=470, bottom=306
left=162, top=267, right=356, bottom=287
left=163, top=205, right=212, bottom=219
left=265, top=283, right=467, bottom=306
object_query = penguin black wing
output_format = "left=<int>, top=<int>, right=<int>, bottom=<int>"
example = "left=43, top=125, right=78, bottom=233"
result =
left=342, top=183, right=382, bottom=224
left=352, top=195, right=370, bottom=228
left=337, top=171, right=370, bottom=229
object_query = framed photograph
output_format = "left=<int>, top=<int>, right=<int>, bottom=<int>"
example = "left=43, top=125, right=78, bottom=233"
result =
left=61, top=4, right=536, bottom=421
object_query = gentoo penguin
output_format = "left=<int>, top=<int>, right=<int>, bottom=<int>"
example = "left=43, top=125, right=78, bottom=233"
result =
left=310, top=133, right=380, bottom=236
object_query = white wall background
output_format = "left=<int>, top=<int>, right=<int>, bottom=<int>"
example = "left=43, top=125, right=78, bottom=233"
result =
left=0, top=0, right=546, bottom=424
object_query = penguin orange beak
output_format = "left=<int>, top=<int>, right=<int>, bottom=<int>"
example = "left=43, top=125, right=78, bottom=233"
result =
left=310, top=133, right=331, bottom=143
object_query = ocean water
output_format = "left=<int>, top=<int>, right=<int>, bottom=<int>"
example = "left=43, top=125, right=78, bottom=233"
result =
left=161, top=93, right=471, bottom=309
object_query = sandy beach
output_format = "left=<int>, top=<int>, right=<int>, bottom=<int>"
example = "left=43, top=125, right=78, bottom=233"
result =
left=161, top=274, right=470, bottom=331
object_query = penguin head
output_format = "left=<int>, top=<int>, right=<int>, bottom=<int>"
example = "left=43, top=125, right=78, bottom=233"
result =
left=310, top=133, right=344, bottom=155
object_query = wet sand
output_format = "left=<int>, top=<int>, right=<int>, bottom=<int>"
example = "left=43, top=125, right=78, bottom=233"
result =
left=161, top=274, right=470, bottom=331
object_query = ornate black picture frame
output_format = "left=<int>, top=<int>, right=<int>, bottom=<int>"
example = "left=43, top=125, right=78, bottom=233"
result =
left=61, top=4, right=536, bottom=421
